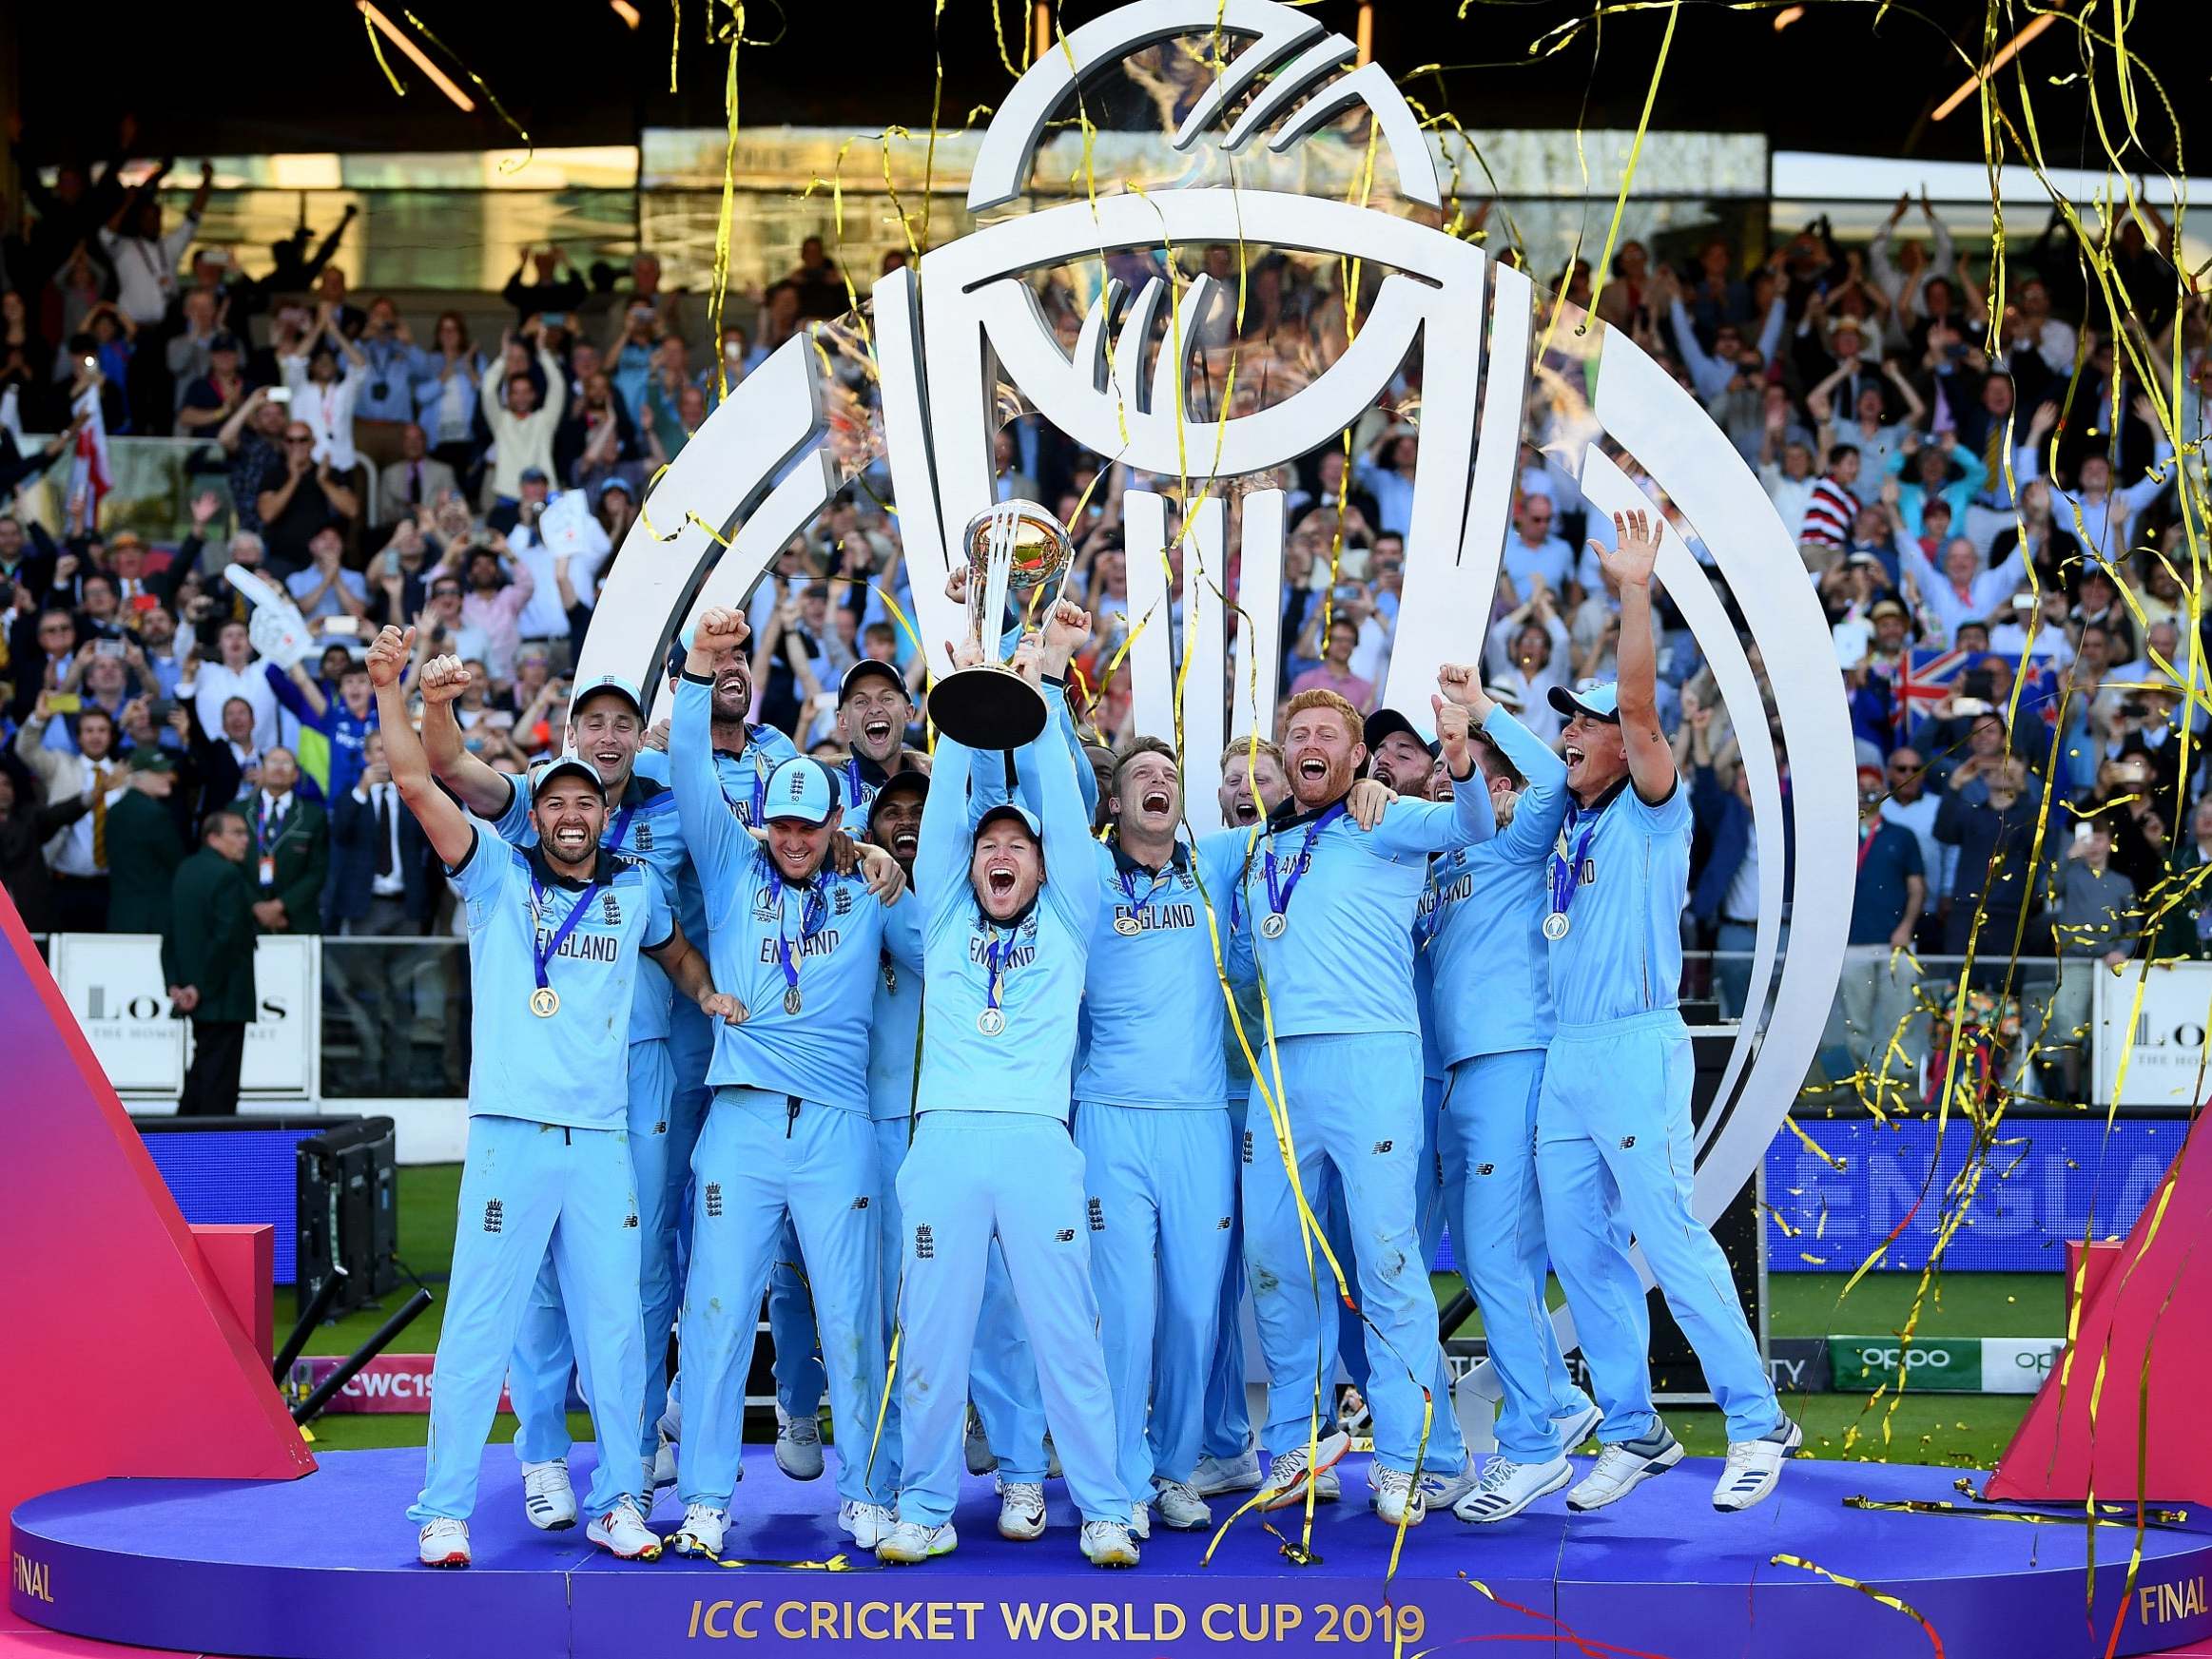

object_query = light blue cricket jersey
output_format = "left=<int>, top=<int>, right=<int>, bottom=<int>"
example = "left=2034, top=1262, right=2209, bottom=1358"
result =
left=1075, top=830, right=1249, bottom=1110
left=449, top=823, right=671, bottom=1130
left=912, top=685, right=1098, bottom=1120
left=1233, top=773, right=1495, bottom=1040
left=1427, top=707, right=1573, bottom=1065
left=1545, top=774, right=1692, bottom=1028
left=866, top=950, right=924, bottom=1121
left=494, top=767, right=688, bottom=1044
left=667, top=675, right=922, bottom=1114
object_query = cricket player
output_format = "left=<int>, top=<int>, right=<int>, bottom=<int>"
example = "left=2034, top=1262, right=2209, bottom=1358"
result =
left=662, top=607, right=921, bottom=1558
left=418, top=647, right=689, bottom=1527
left=1234, top=678, right=1495, bottom=1528
left=376, top=631, right=728, bottom=1570
left=1419, top=677, right=1602, bottom=1523
left=833, top=657, right=922, bottom=814
left=876, top=605, right=1138, bottom=1570
left=1538, top=509, right=1800, bottom=1514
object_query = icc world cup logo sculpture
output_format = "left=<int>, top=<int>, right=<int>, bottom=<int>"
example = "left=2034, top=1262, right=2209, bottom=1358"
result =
left=576, top=0, right=1853, bottom=1349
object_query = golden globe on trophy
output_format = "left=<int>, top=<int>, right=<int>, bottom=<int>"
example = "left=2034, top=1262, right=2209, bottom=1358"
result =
left=928, top=498, right=1076, bottom=748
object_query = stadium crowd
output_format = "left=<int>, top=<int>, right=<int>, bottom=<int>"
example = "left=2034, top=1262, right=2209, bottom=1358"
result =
left=1, top=135, right=2207, bottom=1108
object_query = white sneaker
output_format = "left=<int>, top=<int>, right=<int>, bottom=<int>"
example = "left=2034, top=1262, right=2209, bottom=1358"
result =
left=1454, top=1455, right=1573, bottom=1523
left=774, top=1406, right=825, bottom=1481
left=1257, top=1431, right=1351, bottom=1512
left=417, top=1516, right=470, bottom=1568
left=1714, top=1418, right=1804, bottom=1513
left=1566, top=1425, right=1684, bottom=1513
left=1079, top=1519, right=1140, bottom=1568
left=1128, top=1500, right=1151, bottom=1540
left=998, top=1479, right=1047, bottom=1540
left=1415, top=1457, right=1480, bottom=1513
left=1192, top=1448, right=1262, bottom=1496
left=963, top=1407, right=998, bottom=1476
left=877, top=1519, right=957, bottom=1563
left=587, top=1495, right=663, bottom=1560
left=521, top=1459, right=577, bottom=1531
left=650, top=1432, right=678, bottom=1490
left=1553, top=1399, right=1602, bottom=1454
left=1154, top=1479, right=1212, bottom=1531
left=1372, top=1466, right=1426, bottom=1527
left=839, top=1499, right=896, bottom=1549
left=670, top=1503, right=727, bottom=1557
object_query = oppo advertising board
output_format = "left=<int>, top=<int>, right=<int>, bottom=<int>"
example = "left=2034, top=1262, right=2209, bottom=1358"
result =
left=2094, top=961, right=2212, bottom=1110
left=49, top=933, right=319, bottom=1100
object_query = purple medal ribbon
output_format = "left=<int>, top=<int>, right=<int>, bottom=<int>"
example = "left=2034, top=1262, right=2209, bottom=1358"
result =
left=1549, top=809, right=1601, bottom=928
left=530, top=868, right=604, bottom=996
left=768, top=869, right=829, bottom=1008
left=1262, top=802, right=1345, bottom=932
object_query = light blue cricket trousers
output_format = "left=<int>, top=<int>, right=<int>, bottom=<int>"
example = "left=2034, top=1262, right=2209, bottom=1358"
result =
left=1439, top=1049, right=1594, bottom=1461
left=511, top=1038, right=678, bottom=1468
left=1075, top=1102, right=1233, bottom=1501
left=893, top=1111, right=1126, bottom=1527
left=1200, top=1096, right=1252, bottom=1459
left=1243, top=1033, right=1460, bottom=1476
left=1535, top=1010, right=1782, bottom=1444
left=1329, top=1073, right=1448, bottom=1404
left=411, top=1114, right=644, bottom=1522
left=676, top=1089, right=893, bottom=1512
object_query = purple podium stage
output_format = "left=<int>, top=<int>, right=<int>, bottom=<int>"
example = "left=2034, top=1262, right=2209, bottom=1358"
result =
left=12, top=1447, right=2212, bottom=1658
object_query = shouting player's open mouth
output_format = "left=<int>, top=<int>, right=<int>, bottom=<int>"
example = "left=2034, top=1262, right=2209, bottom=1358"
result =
left=1141, top=787, right=1171, bottom=816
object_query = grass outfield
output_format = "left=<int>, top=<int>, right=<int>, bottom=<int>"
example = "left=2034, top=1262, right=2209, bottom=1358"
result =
left=296, top=1165, right=2052, bottom=1467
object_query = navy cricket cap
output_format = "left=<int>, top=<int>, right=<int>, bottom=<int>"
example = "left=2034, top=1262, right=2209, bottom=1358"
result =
left=1547, top=681, right=1620, bottom=723
left=571, top=673, right=646, bottom=723
left=866, top=767, right=929, bottom=831
left=531, top=756, right=606, bottom=801
left=839, top=657, right=908, bottom=704
left=1363, top=706, right=1438, bottom=760
left=975, top=801, right=1042, bottom=841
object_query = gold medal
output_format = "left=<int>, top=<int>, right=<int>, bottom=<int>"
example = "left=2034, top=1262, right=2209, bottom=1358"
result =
left=530, top=986, right=560, bottom=1018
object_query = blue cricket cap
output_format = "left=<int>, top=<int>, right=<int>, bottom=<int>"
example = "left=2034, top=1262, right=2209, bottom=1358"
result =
left=1548, top=681, right=1620, bottom=723
left=531, top=756, right=607, bottom=801
left=571, top=673, right=645, bottom=723
left=763, top=757, right=837, bottom=826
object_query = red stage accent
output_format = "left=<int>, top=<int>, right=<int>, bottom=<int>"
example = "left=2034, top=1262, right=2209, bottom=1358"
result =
left=0, top=898, right=313, bottom=1565
left=190, top=1225, right=276, bottom=1361
left=1989, top=1113, right=2212, bottom=1508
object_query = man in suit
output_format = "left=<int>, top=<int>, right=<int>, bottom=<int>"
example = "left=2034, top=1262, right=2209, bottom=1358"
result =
left=242, top=747, right=329, bottom=936
left=103, top=751, right=187, bottom=935
left=325, top=729, right=435, bottom=1081
left=10, top=696, right=130, bottom=933
left=165, top=808, right=259, bottom=1116
left=183, top=694, right=262, bottom=829
left=375, top=422, right=459, bottom=528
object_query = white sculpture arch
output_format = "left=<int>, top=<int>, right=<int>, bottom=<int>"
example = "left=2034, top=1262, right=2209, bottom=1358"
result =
left=574, top=0, right=1852, bottom=1381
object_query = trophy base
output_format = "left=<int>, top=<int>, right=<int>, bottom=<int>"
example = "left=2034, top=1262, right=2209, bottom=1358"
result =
left=930, top=666, right=1051, bottom=749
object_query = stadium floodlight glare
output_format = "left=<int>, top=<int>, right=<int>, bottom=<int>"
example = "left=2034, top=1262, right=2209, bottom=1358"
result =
left=1932, top=12, right=2058, bottom=121
left=609, top=0, right=641, bottom=27
left=357, top=2, right=477, bottom=113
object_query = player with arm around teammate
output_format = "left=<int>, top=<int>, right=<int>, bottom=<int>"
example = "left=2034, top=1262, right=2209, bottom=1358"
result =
left=373, top=628, right=731, bottom=1570
left=661, top=606, right=921, bottom=1559
left=1417, top=668, right=1602, bottom=1523
left=1537, top=510, right=1801, bottom=1515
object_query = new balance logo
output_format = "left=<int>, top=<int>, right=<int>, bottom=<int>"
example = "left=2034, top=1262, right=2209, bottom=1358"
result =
left=1216, top=1215, right=1233, bottom=1229
left=1620, top=1135, right=1637, bottom=1149
left=1056, top=1228, right=1077, bottom=1243
left=914, top=1224, right=935, bottom=1260
left=705, top=1182, right=724, bottom=1219
left=1476, top=1162, right=1496, bottom=1176
left=1087, top=1197, right=1105, bottom=1233
left=623, top=1214, right=639, bottom=1229
left=853, top=1195, right=871, bottom=1210
left=1372, top=1139, right=1394, bottom=1155
left=482, top=1199, right=503, bottom=1234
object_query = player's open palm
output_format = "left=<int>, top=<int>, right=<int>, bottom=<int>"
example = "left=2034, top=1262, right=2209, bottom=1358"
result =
left=1596, top=508, right=1659, bottom=588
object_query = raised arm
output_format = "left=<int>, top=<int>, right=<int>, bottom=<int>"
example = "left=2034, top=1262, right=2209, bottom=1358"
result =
left=674, top=607, right=757, bottom=891
left=535, top=343, right=567, bottom=426
left=367, top=627, right=474, bottom=867
left=1365, top=681, right=1496, bottom=856
left=1012, top=626, right=1098, bottom=934
left=1596, top=509, right=1676, bottom=805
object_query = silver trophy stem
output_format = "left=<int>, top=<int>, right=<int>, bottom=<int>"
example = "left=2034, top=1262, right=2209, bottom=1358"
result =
left=978, top=508, right=1016, bottom=658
